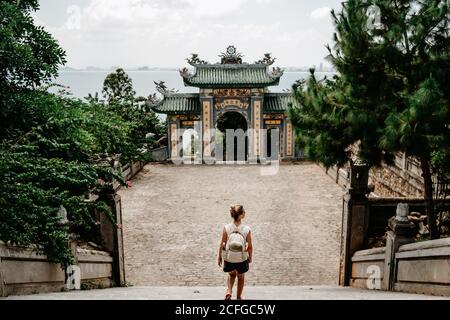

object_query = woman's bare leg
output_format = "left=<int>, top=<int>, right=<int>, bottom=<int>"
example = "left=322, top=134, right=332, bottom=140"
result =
left=227, top=271, right=237, bottom=295
left=237, top=273, right=245, bottom=299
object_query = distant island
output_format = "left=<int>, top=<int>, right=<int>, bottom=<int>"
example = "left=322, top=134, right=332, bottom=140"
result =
left=60, top=65, right=336, bottom=73
left=60, top=66, right=181, bottom=72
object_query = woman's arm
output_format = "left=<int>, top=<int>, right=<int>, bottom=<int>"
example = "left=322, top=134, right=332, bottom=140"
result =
left=246, top=231, right=253, bottom=263
left=218, top=227, right=227, bottom=267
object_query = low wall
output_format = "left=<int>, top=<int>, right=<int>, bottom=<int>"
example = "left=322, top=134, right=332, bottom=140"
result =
left=394, top=238, right=450, bottom=296
left=350, top=238, right=450, bottom=296
left=350, top=247, right=385, bottom=289
left=121, top=161, right=144, bottom=182
left=0, top=242, right=113, bottom=297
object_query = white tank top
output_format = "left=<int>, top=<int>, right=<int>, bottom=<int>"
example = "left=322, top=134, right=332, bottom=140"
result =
left=225, top=223, right=251, bottom=239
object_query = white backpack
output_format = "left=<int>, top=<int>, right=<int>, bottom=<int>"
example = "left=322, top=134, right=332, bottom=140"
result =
left=222, top=224, right=249, bottom=263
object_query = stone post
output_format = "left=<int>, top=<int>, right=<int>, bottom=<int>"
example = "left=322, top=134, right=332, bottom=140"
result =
left=65, top=239, right=79, bottom=290
left=339, top=161, right=370, bottom=286
left=382, top=203, right=416, bottom=291
left=0, top=244, right=5, bottom=297
left=98, top=192, right=126, bottom=287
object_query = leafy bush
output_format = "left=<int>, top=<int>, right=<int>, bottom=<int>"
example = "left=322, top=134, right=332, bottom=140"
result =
left=0, top=1, right=164, bottom=267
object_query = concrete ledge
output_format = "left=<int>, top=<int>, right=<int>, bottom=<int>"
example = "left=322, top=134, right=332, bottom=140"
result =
left=396, top=246, right=450, bottom=259
left=77, top=249, right=113, bottom=263
left=353, top=247, right=385, bottom=256
left=398, top=237, right=450, bottom=252
left=395, top=283, right=450, bottom=297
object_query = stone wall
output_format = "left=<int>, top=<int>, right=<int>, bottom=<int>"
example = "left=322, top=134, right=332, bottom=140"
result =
left=369, top=154, right=423, bottom=198
left=394, top=238, right=450, bottom=296
left=0, top=242, right=113, bottom=297
left=350, top=237, right=450, bottom=296
left=322, top=153, right=424, bottom=198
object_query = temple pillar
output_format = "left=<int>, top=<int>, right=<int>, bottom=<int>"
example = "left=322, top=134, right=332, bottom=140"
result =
left=285, top=119, right=294, bottom=160
left=201, top=97, right=214, bottom=164
left=169, top=117, right=181, bottom=163
left=249, top=97, right=263, bottom=163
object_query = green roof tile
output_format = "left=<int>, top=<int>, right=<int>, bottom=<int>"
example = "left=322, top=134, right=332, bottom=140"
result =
left=181, top=64, right=282, bottom=88
left=151, top=94, right=201, bottom=115
left=263, top=93, right=298, bottom=113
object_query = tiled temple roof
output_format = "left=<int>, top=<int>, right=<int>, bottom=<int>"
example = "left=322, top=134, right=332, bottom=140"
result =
left=180, top=64, right=283, bottom=88
left=151, top=93, right=298, bottom=115
left=263, top=93, right=299, bottom=113
left=151, top=94, right=201, bottom=115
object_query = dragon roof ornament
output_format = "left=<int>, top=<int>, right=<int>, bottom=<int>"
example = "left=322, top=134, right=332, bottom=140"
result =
left=186, top=53, right=208, bottom=66
left=255, top=53, right=277, bottom=66
left=153, top=81, right=178, bottom=96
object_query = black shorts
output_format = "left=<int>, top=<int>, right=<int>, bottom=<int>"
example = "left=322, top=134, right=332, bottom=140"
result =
left=223, top=260, right=249, bottom=274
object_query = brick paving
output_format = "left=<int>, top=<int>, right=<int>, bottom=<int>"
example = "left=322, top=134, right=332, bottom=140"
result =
left=119, top=163, right=345, bottom=286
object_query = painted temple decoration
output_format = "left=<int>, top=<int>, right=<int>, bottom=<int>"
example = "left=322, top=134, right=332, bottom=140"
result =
left=149, top=46, right=298, bottom=162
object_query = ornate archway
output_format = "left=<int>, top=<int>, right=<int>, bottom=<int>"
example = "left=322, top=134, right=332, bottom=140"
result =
left=215, top=111, right=248, bottom=162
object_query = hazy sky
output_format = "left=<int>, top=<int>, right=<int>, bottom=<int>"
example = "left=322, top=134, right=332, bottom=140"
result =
left=34, top=0, right=343, bottom=69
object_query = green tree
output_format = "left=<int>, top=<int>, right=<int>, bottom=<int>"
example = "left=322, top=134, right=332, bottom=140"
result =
left=0, top=0, right=66, bottom=139
left=290, top=0, right=450, bottom=239
left=102, top=68, right=136, bottom=104
left=97, top=69, right=165, bottom=161
left=289, top=71, right=353, bottom=168
left=0, top=1, right=129, bottom=266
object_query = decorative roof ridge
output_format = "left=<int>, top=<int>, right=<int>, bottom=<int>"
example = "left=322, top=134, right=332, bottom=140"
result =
left=265, top=92, right=293, bottom=97
left=194, top=63, right=267, bottom=69
left=179, top=64, right=285, bottom=81
left=163, top=93, right=199, bottom=98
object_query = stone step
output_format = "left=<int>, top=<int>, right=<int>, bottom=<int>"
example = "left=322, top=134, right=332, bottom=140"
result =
left=3, top=286, right=448, bottom=300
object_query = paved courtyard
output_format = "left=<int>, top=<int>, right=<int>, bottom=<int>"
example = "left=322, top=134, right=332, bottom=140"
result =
left=119, top=163, right=345, bottom=287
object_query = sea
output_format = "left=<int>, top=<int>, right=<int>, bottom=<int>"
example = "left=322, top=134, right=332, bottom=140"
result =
left=52, top=71, right=336, bottom=100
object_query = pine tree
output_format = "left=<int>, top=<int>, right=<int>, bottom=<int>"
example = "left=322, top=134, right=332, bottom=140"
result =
left=290, top=0, right=450, bottom=239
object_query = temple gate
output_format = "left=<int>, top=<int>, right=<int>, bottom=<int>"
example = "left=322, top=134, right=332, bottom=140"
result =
left=150, top=46, right=298, bottom=163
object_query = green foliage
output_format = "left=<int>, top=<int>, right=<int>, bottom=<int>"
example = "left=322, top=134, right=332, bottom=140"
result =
left=0, top=144, right=95, bottom=267
left=289, top=71, right=353, bottom=168
left=0, top=0, right=65, bottom=90
left=0, top=2, right=164, bottom=266
left=290, top=0, right=450, bottom=238
left=96, top=68, right=165, bottom=162
left=382, top=78, right=448, bottom=157
left=102, top=68, right=136, bottom=104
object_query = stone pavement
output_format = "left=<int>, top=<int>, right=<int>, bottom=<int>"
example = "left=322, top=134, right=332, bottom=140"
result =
left=4, top=286, right=448, bottom=300
left=118, top=163, right=345, bottom=286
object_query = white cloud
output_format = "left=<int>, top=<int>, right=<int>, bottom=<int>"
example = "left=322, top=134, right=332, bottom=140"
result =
left=36, top=0, right=335, bottom=68
left=184, top=0, right=247, bottom=17
left=310, top=7, right=331, bottom=19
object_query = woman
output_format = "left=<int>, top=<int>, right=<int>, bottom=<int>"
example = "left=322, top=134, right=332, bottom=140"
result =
left=218, top=205, right=253, bottom=300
